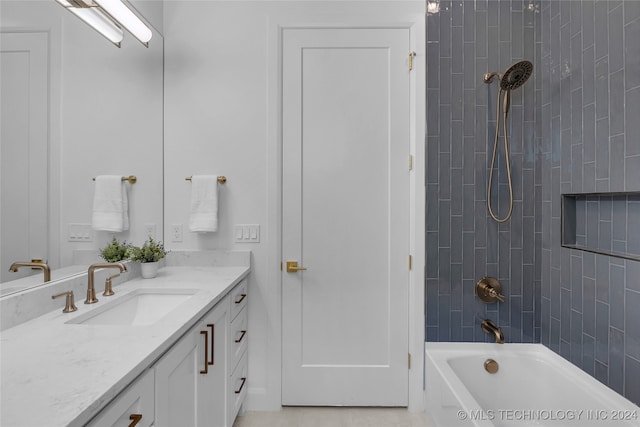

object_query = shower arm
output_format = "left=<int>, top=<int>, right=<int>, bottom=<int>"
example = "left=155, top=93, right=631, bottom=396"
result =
left=483, top=72, right=502, bottom=84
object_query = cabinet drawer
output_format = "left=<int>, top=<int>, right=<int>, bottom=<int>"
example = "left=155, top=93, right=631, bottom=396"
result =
left=87, top=369, right=154, bottom=427
left=229, top=305, right=248, bottom=372
left=229, top=279, right=247, bottom=321
left=228, top=350, right=248, bottom=422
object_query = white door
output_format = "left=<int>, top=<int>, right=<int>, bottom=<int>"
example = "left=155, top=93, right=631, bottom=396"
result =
left=282, top=28, right=411, bottom=406
left=0, top=32, right=49, bottom=282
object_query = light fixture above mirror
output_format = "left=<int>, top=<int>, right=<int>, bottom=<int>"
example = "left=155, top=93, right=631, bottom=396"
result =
left=56, top=0, right=152, bottom=47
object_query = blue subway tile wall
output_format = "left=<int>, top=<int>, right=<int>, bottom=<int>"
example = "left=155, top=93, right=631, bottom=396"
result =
left=539, top=0, right=640, bottom=406
left=426, top=0, right=640, bottom=406
left=426, top=0, right=542, bottom=344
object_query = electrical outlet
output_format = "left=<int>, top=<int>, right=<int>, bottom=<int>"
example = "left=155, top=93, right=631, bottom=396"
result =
left=171, top=224, right=183, bottom=242
left=145, top=223, right=156, bottom=239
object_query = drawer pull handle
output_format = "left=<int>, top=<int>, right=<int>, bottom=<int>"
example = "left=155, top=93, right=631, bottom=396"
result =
left=235, top=330, right=247, bottom=343
left=208, top=324, right=215, bottom=366
left=200, top=330, right=209, bottom=374
left=235, top=377, right=247, bottom=394
left=235, top=293, right=247, bottom=304
left=128, top=414, right=142, bottom=427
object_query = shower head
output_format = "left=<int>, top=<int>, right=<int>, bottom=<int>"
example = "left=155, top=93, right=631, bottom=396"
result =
left=499, top=60, right=533, bottom=90
left=483, top=60, right=533, bottom=90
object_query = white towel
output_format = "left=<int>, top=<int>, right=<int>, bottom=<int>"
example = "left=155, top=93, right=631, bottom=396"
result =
left=91, top=175, right=129, bottom=232
left=189, top=175, right=219, bottom=232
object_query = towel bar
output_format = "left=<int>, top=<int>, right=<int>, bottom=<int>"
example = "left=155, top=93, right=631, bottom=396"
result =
left=185, top=176, right=227, bottom=184
left=92, top=176, right=137, bottom=184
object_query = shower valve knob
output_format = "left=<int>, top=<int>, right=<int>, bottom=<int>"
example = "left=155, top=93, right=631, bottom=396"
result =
left=476, top=277, right=505, bottom=303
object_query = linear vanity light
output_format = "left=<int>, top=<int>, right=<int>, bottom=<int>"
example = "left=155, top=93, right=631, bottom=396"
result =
left=56, top=0, right=152, bottom=47
left=93, top=0, right=152, bottom=46
left=56, top=0, right=124, bottom=47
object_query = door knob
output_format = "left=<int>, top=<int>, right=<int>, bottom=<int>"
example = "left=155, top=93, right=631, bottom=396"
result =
left=286, top=261, right=307, bottom=273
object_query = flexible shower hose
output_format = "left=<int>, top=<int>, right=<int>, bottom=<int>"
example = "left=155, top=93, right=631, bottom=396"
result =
left=487, top=87, right=514, bottom=223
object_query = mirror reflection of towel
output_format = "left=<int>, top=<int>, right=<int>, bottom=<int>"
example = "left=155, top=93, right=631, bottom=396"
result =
left=92, top=176, right=129, bottom=232
left=189, top=175, right=218, bottom=232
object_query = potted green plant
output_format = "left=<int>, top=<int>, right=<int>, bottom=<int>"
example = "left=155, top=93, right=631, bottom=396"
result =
left=99, top=237, right=129, bottom=262
left=128, top=237, right=168, bottom=279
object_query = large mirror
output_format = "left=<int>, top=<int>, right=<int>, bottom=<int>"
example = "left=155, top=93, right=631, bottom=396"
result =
left=0, top=0, right=164, bottom=296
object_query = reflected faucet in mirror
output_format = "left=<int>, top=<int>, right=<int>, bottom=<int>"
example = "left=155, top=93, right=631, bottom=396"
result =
left=86, top=262, right=126, bottom=304
left=9, top=261, right=51, bottom=283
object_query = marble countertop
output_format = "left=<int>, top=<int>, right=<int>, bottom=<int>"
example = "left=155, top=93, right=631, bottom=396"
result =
left=0, top=265, right=250, bottom=427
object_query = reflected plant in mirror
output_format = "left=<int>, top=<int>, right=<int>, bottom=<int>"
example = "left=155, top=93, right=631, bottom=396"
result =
left=99, top=238, right=129, bottom=263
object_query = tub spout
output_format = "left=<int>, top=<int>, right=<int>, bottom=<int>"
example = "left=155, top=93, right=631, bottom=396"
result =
left=481, top=319, right=504, bottom=344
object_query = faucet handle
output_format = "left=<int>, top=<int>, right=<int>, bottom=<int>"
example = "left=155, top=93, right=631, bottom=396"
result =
left=52, top=291, right=78, bottom=313
left=103, top=274, right=120, bottom=297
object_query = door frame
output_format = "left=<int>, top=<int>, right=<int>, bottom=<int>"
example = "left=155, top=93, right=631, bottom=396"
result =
left=261, top=18, right=425, bottom=412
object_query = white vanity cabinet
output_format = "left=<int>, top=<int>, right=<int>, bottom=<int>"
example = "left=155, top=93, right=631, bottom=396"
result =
left=86, top=369, right=154, bottom=427
left=88, top=278, right=248, bottom=427
left=154, top=297, right=228, bottom=427
left=196, top=298, right=228, bottom=427
left=228, top=281, right=249, bottom=422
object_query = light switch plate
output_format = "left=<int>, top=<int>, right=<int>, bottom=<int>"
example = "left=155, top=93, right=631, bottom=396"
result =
left=68, top=223, right=93, bottom=242
left=234, top=224, right=260, bottom=243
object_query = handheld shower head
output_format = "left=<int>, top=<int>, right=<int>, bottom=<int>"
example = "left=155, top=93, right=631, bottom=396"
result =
left=483, top=60, right=533, bottom=90
left=483, top=60, right=533, bottom=223
left=500, top=60, right=533, bottom=91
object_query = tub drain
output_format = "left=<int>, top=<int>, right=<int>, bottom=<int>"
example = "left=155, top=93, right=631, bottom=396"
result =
left=484, top=358, right=499, bottom=374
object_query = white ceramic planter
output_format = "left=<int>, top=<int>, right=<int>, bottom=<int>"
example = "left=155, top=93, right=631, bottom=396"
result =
left=140, top=262, right=159, bottom=279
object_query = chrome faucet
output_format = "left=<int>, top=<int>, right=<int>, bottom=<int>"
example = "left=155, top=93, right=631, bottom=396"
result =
left=481, top=319, right=505, bottom=344
left=9, top=261, right=51, bottom=282
left=86, top=262, right=126, bottom=304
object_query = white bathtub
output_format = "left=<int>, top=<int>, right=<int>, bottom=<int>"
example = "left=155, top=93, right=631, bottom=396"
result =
left=425, top=343, right=640, bottom=427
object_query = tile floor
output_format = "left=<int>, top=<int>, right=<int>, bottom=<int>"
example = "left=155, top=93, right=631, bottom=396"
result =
left=233, top=407, right=433, bottom=427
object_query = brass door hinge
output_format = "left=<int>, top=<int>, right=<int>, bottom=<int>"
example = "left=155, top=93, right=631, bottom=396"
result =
left=409, top=155, right=413, bottom=171
left=409, top=255, right=412, bottom=270
left=280, top=262, right=283, bottom=271
left=408, top=353, right=411, bottom=369
left=408, top=51, right=416, bottom=71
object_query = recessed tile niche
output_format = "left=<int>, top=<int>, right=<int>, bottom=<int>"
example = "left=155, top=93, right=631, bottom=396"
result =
left=561, top=192, right=640, bottom=261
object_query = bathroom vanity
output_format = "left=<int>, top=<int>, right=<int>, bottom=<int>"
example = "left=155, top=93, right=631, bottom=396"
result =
left=0, top=256, right=249, bottom=427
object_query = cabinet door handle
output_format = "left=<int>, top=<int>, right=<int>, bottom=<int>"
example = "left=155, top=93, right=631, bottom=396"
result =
left=235, top=293, right=247, bottom=304
left=235, top=330, right=247, bottom=343
left=207, top=323, right=215, bottom=366
left=200, top=330, right=209, bottom=374
left=128, top=414, right=142, bottom=427
left=234, top=377, right=247, bottom=394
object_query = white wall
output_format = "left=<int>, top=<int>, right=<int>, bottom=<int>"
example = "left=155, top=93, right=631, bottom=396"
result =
left=163, top=0, right=425, bottom=411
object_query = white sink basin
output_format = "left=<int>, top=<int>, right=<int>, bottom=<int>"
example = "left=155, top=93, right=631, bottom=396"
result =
left=67, top=288, right=199, bottom=326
